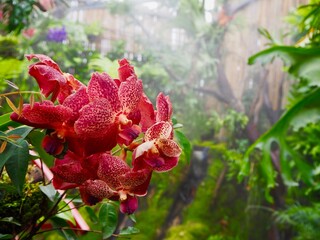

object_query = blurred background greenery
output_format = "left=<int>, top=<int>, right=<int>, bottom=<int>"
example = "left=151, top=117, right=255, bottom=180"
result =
left=2, top=0, right=320, bottom=239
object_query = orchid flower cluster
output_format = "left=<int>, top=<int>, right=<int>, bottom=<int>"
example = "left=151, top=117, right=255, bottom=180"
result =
left=10, top=54, right=182, bottom=214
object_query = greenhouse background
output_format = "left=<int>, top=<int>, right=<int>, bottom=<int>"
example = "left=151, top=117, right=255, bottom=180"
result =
left=1, top=0, right=320, bottom=239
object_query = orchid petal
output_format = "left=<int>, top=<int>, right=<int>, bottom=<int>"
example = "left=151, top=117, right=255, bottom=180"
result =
left=138, top=93, right=156, bottom=131
left=132, top=140, right=155, bottom=160
left=79, top=185, right=102, bottom=206
left=87, top=72, right=121, bottom=112
left=51, top=160, right=87, bottom=185
left=62, top=87, right=89, bottom=115
left=120, top=168, right=152, bottom=196
left=145, top=121, right=172, bottom=141
left=119, top=77, right=143, bottom=114
left=29, top=64, right=65, bottom=101
left=156, top=92, right=172, bottom=122
left=118, top=58, right=136, bottom=82
left=117, top=124, right=141, bottom=146
left=74, top=98, right=115, bottom=137
left=120, top=195, right=138, bottom=214
left=155, top=138, right=182, bottom=158
left=97, top=154, right=131, bottom=190
left=152, top=156, right=179, bottom=172
left=83, top=179, right=117, bottom=200
left=26, top=54, right=62, bottom=72
left=11, top=100, right=74, bottom=131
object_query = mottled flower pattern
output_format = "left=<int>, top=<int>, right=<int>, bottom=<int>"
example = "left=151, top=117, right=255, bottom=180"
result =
left=11, top=55, right=181, bottom=214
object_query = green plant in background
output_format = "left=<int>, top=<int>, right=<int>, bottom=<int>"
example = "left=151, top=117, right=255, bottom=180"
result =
left=1, top=0, right=37, bottom=34
left=239, top=1, right=320, bottom=239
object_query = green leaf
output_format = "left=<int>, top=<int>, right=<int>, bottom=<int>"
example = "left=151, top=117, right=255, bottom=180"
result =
left=99, top=202, right=118, bottom=239
left=129, top=213, right=136, bottom=223
left=0, top=112, right=21, bottom=131
left=239, top=88, right=320, bottom=199
left=0, top=234, right=14, bottom=240
left=119, top=226, right=140, bottom=235
left=51, top=216, right=78, bottom=240
left=248, top=46, right=320, bottom=85
left=27, top=130, right=54, bottom=167
left=39, top=183, right=58, bottom=202
left=174, top=130, right=192, bottom=164
left=0, top=217, right=21, bottom=226
left=5, top=140, right=29, bottom=195
left=6, top=126, right=33, bottom=143
left=85, top=206, right=99, bottom=224
left=290, top=108, right=320, bottom=131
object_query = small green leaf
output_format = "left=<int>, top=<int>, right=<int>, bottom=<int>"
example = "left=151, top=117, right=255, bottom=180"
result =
left=5, top=140, right=29, bottom=195
left=129, top=213, right=136, bottom=223
left=0, top=217, right=21, bottom=226
left=0, top=234, right=14, bottom=240
left=51, top=216, right=78, bottom=240
left=248, top=46, right=320, bottom=85
left=119, top=226, right=140, bottom=235
left=85, top=206, right=99, bottom=224
left=6, top=126, right=33, bottom=143
left=0, top=112, right=21, bottom=131
left=99, top=202, right=118, bottom=239
left=27, top=130, right=54, bottom=167
left=39, top=183, right=58, bottom=202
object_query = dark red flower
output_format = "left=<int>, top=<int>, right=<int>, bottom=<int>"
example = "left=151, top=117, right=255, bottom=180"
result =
left=26, top=54, right=84, bottom=103
left=133, top=121, right=181, bottom=172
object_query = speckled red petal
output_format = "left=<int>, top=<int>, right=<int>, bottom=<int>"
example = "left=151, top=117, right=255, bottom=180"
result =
left=156, top=92, right=172, bottom=122
left=138, top=93, right=156, bottom=131
left=74, top=98, right=116, bottom=137
left=13, top=100, right=74, bottom=130
left=87, top=72, right=121, bottom=112
left=83, top=179, right=117, bottom=200
left=145, top=121, right=172, bottom=141
left=152, top=156, right=179, bottom=172
left=26, top=54, right=62, bottom=72
left=29, top=64, right=65, bottom=101
left=118, top=58, right=136, bottom=82
left=118, top=77, right=143, bottom=114
left=51, top=160, right=88, bottom=185
left=120, top=168, right=152, bottom=196
left=63, top=87, right=89, bottom=115
left=156, top=138, right=182, bottom=158
left=97, top=154, right=131, bottom=190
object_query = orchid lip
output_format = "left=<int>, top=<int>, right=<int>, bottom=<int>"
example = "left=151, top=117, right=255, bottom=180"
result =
left=119, top=190, right=127, bottom=201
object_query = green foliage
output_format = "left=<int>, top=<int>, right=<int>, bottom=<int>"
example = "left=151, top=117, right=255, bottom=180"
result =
left=165, top=222, right=210, bottom=240
left=99, top=202, right=118, bottom=239
left=0, top=172, right=49, bottom=235
left=174, top=130, right=192, bottom=164
left=275, top=204, right=320, bottom=240
left=240, top=87, right=320, bottom=200
left=0, top=126, right=33, bottom=195
left=1, top=0, right=37, bottom=34
left=286, top=2, right=320, bottom=46
left=248, top=46, right=320, bottom=89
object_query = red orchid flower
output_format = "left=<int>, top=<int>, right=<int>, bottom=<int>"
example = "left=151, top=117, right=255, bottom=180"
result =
left=74, top=71, right=143, bottom=150
left=52, top=152, right=151, bottom=214
left=132, top=92, right=181, bottom=171
left=133, top=121, right=181, bottom=172
left=26, top=54, right=84, bottom=103
left=10, top=87, right=91, bottom=156
left=10, top=55, right=182, bottom=216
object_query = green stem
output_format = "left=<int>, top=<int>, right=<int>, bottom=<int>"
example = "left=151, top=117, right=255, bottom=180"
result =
left=0, top=91, right=42, bottom=97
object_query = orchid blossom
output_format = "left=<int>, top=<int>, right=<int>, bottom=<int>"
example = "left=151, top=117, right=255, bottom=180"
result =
left=10, top=54, right=182, bottom=214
